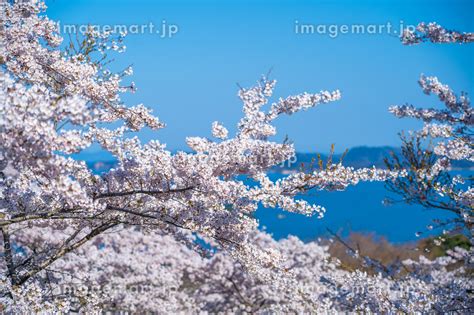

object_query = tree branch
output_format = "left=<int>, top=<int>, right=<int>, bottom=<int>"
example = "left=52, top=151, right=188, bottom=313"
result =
left=1, top=226, right=18, bottom=284
left=16, top=221, right=119, bottom=286
left=95, top=186, right=194, bottom=199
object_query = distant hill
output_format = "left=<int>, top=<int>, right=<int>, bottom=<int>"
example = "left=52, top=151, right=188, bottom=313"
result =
left=291, top=146, right=398, bottom=170
left=274, top=146, right=473, bottom=173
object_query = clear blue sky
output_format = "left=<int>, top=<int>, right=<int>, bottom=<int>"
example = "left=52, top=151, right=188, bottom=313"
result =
left=46, top=0, right=473, bottom=152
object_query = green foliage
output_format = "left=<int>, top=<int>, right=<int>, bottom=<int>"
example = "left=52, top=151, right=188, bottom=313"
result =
left=420, top=234, right=471, bottom=258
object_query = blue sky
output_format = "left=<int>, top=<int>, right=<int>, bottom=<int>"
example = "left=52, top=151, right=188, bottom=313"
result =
left=46, top=0, right=473, bottom=152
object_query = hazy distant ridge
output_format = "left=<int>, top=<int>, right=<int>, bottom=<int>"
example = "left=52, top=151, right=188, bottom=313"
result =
left=281, top=146, right=472, bottom=172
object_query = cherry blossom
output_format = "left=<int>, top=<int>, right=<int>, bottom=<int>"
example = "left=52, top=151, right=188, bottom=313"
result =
left=401, top=22, right=474, bottom=45
left=0, top=1, right=470, bottom=312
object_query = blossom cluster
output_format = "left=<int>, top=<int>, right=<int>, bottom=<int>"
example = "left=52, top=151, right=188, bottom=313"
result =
left=2, top=227, right=471, bottom=313
left=401, top=22, right=474, bottom=45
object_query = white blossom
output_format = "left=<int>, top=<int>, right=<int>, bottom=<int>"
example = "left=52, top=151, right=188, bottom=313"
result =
left=211, top=121, right=229, bottom=140
left=401, top=22, right=474, bottom=45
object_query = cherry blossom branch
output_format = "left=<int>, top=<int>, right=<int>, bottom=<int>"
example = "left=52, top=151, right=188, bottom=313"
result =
left=94, top=186, right=194, bottom=199
left=1, top=227, right=19, bottom=284
left=401, top=22, right=474, bottom=45
left=15, top=221, right=119, bottom=286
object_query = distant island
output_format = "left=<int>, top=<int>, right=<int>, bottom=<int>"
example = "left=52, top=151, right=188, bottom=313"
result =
left=275, top=146, right=473, bottom=173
